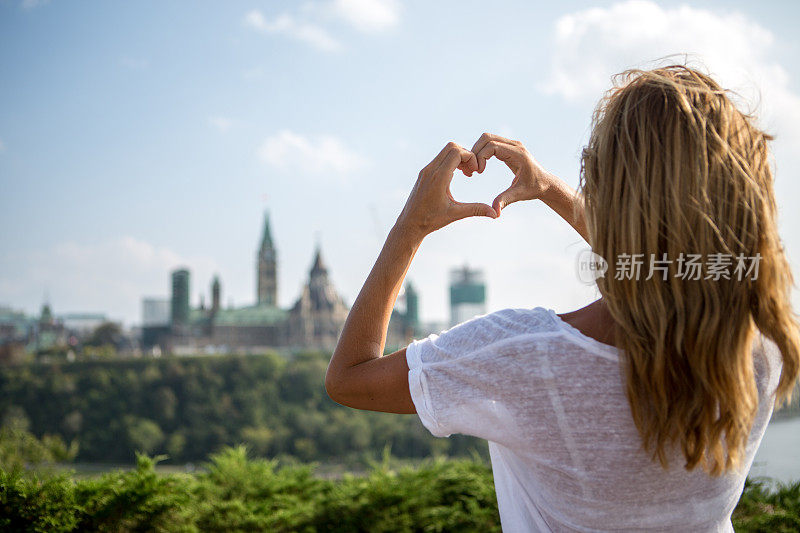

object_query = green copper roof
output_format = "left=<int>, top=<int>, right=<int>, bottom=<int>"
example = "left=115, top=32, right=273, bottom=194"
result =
left=208, top=305, right=288, bottom=327
left=188, top=308, right=211, bottom=325
left=27, top=330, right=61, bottom=351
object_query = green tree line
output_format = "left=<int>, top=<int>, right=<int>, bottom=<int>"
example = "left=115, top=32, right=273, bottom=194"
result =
left=0, top=352, right=486, bottom=465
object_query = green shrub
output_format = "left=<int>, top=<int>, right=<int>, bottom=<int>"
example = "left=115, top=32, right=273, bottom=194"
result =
left=1, top=446, right=794, bottom=532
left=733, top=478, right=800, bottom=532
left=0, top=469, right=80, bottom=532
left=73, top=454, right=194, bottom=532
left=0, top=447, right=500, bottom=532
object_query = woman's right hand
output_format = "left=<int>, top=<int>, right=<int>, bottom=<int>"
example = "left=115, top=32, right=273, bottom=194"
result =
left=470, top=132, right=556, bottom=216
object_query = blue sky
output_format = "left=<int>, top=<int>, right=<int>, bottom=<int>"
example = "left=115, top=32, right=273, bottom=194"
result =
left=1, top=0, right=799, bottom=327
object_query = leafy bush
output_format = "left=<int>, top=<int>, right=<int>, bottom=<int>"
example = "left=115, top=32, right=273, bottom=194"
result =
left=733, top=478, right=800, bottom=532
left=0, top=446, right=795, bottom=532
left=0, top=446, right=500, bottom=532
left=0, top=469, right=80, bottom=532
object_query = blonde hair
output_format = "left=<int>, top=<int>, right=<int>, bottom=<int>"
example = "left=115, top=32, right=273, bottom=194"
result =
left=578, top=64, right=800, bottom=475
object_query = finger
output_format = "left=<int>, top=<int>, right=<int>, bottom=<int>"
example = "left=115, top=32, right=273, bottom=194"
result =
left=424, top=142, right=459, bottom=175
left=450, top=201, right=498, bottom=221
left=471, top=133, right=521, bottom=172
left=488, top=133, right=521, bottom=146
left=470, top=132, right=520, bottom=153
left=438, top=142, right=477, bottom=178
left=470, top=134, right=493, bottom=170
left=457, top=151, right=479, bottom=177
left=474, top=140, right=518, bottom=173
left=492, top=185, right=527, bottom=215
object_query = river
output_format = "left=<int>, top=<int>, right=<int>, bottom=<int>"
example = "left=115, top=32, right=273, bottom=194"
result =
left=59, top=416, right=800, bottom=486
left=747, top=415, right=800, bottom=485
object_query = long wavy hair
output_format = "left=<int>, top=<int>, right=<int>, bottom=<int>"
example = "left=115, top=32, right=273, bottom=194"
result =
left=578, top=64, right=800, bottom=475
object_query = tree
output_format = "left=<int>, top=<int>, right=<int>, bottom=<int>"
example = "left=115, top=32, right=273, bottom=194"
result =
left=85, top=322, right=123, bottom=348
left=124, top=416, right=164, bottom=455
left=0, top=423, right=78, bottom=474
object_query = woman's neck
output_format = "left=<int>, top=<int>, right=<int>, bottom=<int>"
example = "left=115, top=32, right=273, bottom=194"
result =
left=557, top=298, right=617, bottom=348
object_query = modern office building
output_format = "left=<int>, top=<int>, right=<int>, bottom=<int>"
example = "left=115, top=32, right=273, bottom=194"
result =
left=449, top=264, right=486, bottom=327
left=170, top=269, right=190, bottom=328
left=142, top=298, right=170, bottom=327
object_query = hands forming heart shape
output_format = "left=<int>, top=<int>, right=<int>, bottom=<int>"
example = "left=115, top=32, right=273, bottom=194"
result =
left=396, top=132, right=556, bottom=239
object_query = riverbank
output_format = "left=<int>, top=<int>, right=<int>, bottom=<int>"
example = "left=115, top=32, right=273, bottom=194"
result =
left=749, top=415, right=800, bottom=485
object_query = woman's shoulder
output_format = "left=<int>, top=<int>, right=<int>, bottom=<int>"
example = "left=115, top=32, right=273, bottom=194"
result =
left=409, top=307, right=560, bottom=361
left=465, top=306, right=561, bottom=336
left=492, top=306, right=559, bottom=323
left=752, top=332, right=784, bottom=398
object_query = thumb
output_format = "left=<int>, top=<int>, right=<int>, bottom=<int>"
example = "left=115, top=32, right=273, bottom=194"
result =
left=451, top=202, right=499, bottom=222
left=492, top=185, right=525, bottom=215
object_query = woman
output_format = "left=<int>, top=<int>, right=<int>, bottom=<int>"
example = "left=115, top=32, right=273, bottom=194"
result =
left=324, top=65, right=800, bottom=531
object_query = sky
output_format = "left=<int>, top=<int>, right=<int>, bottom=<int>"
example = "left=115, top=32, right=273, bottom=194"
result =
left=1, top=0, right=799, bottom=328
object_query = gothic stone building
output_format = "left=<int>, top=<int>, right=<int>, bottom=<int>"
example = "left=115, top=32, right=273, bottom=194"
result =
left=147, top=212, right=415, bottom=354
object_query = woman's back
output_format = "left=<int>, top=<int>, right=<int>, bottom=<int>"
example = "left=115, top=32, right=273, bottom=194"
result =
left=406, top=307, right=783, bottom=532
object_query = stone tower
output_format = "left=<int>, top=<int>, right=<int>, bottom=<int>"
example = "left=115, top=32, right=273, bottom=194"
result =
left=257, top=211, right=277, bottom=306
left=211, top=275, right=221, bottom=312
left=287, top=244, right=349, bottom=350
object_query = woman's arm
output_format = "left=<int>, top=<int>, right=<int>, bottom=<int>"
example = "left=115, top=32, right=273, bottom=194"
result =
left=324, top=142, right=497, bottom=413
left=470, top=132, right=589, bottom=244
left=539, top=177, right=588, bottom=244
left=323, top=225, right=420, bottom=413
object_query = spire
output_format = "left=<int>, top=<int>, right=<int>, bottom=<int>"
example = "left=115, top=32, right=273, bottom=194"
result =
left=310, top=244, right=327, bottom=277
left=40, top=300, right=53, bottom=325
left=211, top=275, right=221, bottom=311
left=259, top=210, right=274, bottom=252
left=257, top=211, right=278, bottom=306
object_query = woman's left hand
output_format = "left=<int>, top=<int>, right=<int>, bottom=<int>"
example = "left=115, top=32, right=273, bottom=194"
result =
left=395, top=142, right=498, bottom=240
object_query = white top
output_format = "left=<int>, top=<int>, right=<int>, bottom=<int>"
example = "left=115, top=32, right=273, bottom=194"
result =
left=406, top=307, right=782, bottom=532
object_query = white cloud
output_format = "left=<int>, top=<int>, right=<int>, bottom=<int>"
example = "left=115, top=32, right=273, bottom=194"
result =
left=244, top=9, right=341, bottom=52
left=330, top=0, right=400, bottom=32
left=243, top=0, right=400, bottom=51
left=21, top=0, right=49, bottom=9
left=540, top=0, right=800, bottom=144
left=0, top=237, right=220, bottom=326
left=208, top=115, right=234, bottom=133
left=257, top=130, right=367, bottom=178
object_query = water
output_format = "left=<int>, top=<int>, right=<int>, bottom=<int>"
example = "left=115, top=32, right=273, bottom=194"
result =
left=747, top=416, right=800, bottom=485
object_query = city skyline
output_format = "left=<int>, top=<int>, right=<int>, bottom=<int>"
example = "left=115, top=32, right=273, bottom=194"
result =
left=2, top=0, right=799, bottom=327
